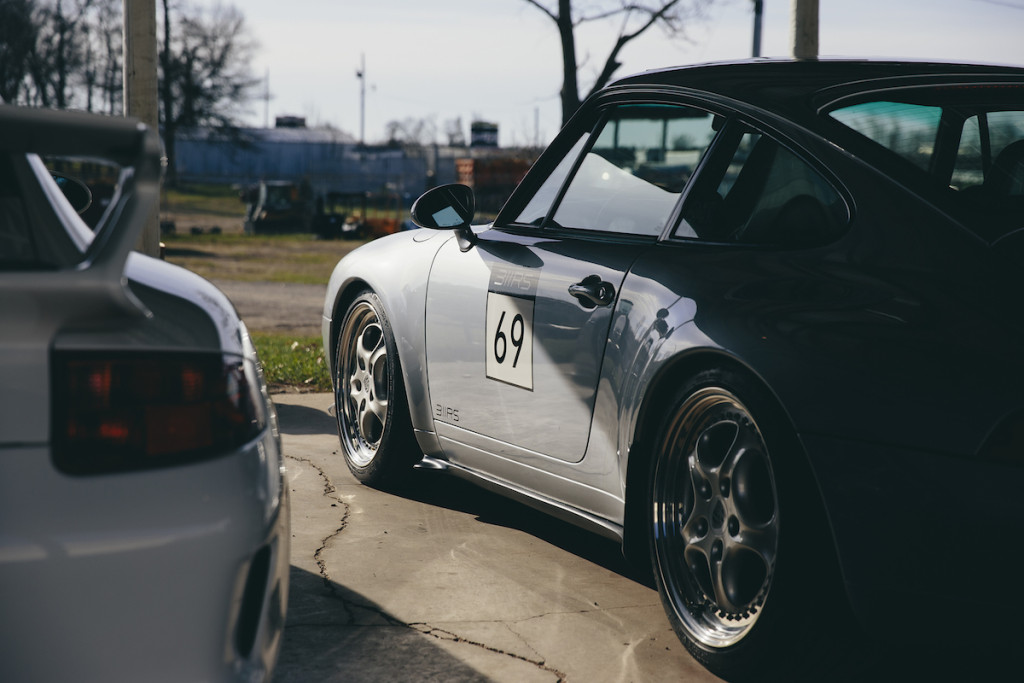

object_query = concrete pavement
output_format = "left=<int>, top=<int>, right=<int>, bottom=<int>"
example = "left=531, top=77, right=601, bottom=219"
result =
left=269, top=392, right=723, bottom=683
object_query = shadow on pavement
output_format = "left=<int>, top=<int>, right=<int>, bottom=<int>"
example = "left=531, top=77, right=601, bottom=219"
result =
left=272, top=566, right=493, bottom=683
left=365, top=469, right=1021, bottom=683
left=273, top=400, right=336, bottom=436
left=388, top=467, right=648, bottom=587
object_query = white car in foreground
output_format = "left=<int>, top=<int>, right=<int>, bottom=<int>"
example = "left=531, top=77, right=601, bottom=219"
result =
left=0, top=106, right=289, bottom=682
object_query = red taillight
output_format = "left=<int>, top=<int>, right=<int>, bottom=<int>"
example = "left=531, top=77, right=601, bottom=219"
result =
left=52, top=351, right=267, bottom=475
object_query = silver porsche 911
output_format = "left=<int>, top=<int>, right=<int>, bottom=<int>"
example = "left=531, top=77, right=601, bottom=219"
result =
left=322, top=60, right=1024, bottom=681
left=0, top=106, right=289, bottom=682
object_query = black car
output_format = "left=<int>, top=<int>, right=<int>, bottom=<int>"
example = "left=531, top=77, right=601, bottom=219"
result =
left=321, top=59, right=1024, bottom=681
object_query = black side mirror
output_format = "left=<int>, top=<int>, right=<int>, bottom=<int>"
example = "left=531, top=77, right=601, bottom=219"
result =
left=411, top=183, right=476, bottom=250
left=51, top=173, right=93, bottom=215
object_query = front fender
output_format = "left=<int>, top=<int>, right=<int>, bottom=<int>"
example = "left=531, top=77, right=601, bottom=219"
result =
left=322, top=229, right=452, bottom=445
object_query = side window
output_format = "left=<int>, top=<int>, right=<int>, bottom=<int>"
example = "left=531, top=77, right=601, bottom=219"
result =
left=952, top=116, right=984, bottom=190
left=830, top=101, right=942, bottom=171
left=546, top=104, right=717, bottom=236
left=679, top=129, right=847, bottom=247
left=953, top=111, right=1024, bottom=192
left=514, top=134, right=590, bottom=226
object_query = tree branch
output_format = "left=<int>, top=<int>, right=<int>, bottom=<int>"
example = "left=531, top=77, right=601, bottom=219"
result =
left=521, top=0, right=558, bottom=22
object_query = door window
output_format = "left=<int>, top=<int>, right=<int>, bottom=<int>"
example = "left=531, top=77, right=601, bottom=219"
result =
left=514, top=134, right=590, bottom=226
left=515, top=103, right=718, bottom=237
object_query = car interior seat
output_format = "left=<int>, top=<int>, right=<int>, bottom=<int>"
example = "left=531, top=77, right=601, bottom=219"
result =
left=985, top=139, right=1024, bottom=197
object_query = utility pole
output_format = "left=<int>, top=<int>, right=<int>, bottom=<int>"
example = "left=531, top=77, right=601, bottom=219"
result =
left=752, top=0, right=764, bottom=58
left=122, top=0, right=160, bottom=256
left=790, top=0, right=819, bottom=60
left=356, top=54, right=365, bottom=146
left=263, top=69, right=270, bottom=128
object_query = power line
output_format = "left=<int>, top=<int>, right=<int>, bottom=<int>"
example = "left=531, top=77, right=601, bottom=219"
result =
left=974, top=0, right=1024, bottom=9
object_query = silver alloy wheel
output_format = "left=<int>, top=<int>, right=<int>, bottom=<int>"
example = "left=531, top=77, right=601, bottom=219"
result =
left=652, top=386, right=780, bottom=649
left=336, top=300, right=390, bottom=467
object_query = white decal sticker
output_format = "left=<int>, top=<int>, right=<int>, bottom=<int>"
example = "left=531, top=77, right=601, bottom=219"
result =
left=485, top=291, right=534, bottom=390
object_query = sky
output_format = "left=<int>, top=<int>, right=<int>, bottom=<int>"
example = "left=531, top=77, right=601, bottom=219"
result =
left=192, top=0, right=1024, bottom=146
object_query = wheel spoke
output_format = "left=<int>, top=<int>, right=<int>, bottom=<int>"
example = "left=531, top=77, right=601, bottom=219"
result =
left=732, top=523, right=777, bottom=565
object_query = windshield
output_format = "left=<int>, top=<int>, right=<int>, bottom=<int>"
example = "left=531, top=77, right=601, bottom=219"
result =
left=827, top=86, right=1024, bottom=242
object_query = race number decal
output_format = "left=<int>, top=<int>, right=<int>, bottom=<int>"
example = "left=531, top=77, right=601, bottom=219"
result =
left=485, top=292, right=534, bottom=390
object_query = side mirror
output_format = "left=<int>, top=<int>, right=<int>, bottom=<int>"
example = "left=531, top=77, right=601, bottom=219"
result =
left=51, top=173, right=93, bottom=215
left=411, top=183, right=476, bottom=251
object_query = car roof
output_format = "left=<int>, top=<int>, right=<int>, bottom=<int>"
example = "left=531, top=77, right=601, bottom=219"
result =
left=610, top=59, right=1024, bottom=124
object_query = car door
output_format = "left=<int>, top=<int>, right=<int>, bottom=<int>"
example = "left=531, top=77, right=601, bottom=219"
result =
left=425, top=101, right=719, bottom=465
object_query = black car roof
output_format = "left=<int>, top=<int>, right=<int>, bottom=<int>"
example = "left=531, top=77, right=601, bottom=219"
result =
left=610, top=59, right=1024, bottom=124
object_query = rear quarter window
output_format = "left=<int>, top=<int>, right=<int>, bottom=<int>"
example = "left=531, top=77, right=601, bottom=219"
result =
left=827, top=89, right=1024, bottom=241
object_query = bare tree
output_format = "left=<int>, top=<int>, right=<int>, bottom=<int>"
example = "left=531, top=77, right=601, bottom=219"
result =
left=80, top=0, right=122, bottom=114
left=26, top=0, right=94, bottom=108
left=159, top=0, right=260, bottom=184
left=445, top=116, right=467, bottom=147
left=385, top=115, right=438, bottom=147
left=522, top=0, right=711, bottom=125
left=0, top=0, right=36, bottom=103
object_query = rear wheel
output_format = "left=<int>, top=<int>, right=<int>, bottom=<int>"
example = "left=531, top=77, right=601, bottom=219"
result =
left=334, top=290, right=418, bottom=486
left=649, top=368, right=839, bottom=681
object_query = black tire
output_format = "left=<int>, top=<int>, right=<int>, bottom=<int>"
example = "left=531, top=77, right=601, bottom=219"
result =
left=334, top=290, right=419, bottom=486
left=648, top=367, right=841, bottom=682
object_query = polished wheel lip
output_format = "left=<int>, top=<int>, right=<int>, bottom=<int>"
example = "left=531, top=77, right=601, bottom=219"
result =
left=653, top=386, right=780, bottom=650
left=336, top=300, right=390, bottom=468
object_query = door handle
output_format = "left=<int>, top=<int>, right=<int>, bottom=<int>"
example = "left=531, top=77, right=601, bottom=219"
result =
left=569, top=275, right=615, bottom=308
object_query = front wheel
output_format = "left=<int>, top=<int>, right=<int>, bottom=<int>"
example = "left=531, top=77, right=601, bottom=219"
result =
left=334, top=290, right=418, bottom=486
left=649, top=369, right=841, bottom=681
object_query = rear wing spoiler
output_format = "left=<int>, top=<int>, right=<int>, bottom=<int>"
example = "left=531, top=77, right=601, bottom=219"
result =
left=0, top=105, right=163, bottom=321
left=0, top=105, right=163, bottom=276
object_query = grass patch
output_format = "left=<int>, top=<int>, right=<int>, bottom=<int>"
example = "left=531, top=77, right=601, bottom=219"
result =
left=252, top=333, right=332, bottom=391
left=163, top=232, right=364, bottom=284
left=162, top=183, right=246, bottom=217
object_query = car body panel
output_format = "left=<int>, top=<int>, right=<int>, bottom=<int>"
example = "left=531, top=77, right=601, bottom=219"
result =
left=324, top=60, right=1024, bottom=643
left=425, top=227, right=646, bottom=463
left=0, top=104, right=289, bottom=681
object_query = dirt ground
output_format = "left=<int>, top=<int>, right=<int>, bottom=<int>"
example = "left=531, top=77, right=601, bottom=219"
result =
left=210, top=279, right=326, bottom=338
left=160, top=209, right=359, bottom=338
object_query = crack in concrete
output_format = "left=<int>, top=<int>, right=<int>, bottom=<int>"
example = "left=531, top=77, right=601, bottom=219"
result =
left=410, top=624, right=567, bottom=682
left=284, top=454, right=568, bottom=680
left=286, top=454, right=355, bottom=624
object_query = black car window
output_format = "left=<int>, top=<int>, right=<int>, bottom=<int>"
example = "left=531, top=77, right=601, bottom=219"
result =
left=678, top=129, right=847, bottom=246
left=827, top=90, right=1024, bottom=241
left=830, top=101, right=942, bottom=172
left=547, top=104, right=717, bottom=236
left=952, top=111, right=1024, bottom=191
